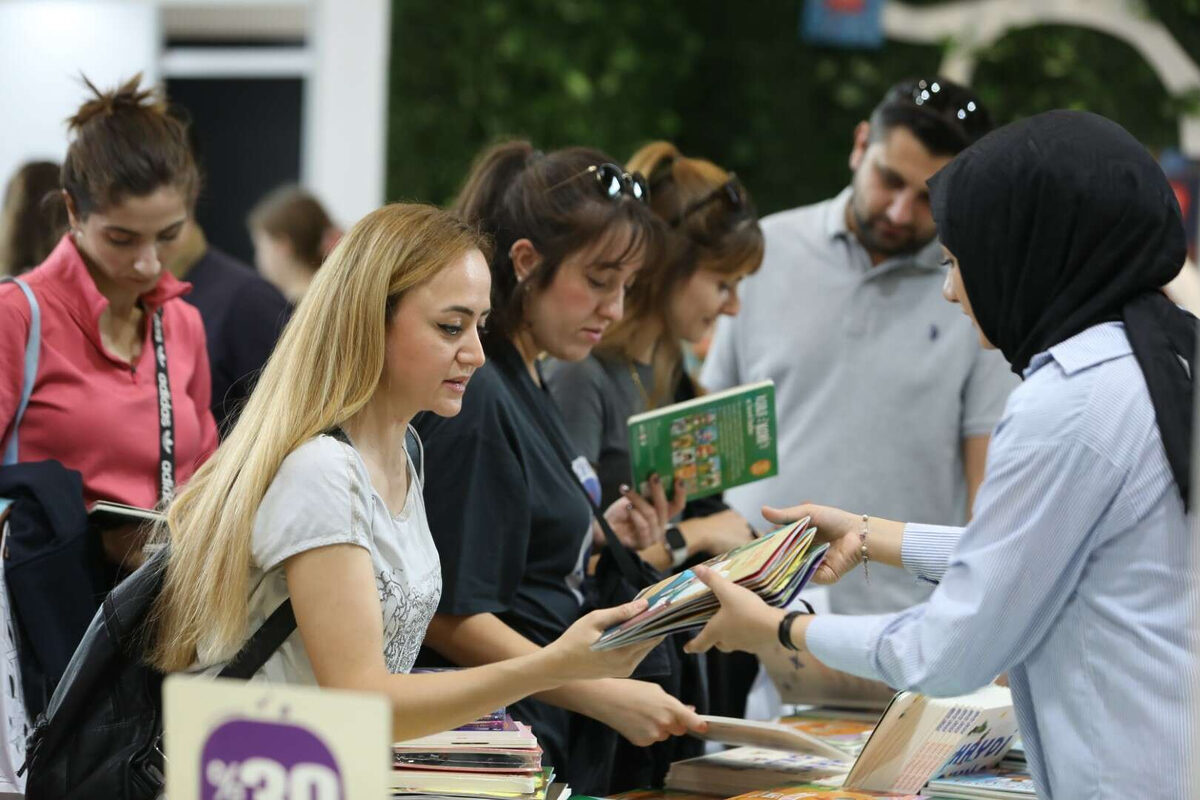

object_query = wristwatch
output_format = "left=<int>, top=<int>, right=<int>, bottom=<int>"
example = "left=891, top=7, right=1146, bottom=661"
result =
left=664, top=526, right=688, bottom=569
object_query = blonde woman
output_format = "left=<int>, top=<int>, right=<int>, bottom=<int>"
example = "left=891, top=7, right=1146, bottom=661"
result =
left=150, top=203, right=658, bottom=741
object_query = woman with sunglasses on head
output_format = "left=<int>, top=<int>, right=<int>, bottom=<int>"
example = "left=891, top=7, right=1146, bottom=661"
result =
left=683, top=111, right=1197, bottom=800
left=545, top=143, right=765, bottom=730
left=414, top=142, right=706, bottom=794
left=548, top=142, right=765, bottom=572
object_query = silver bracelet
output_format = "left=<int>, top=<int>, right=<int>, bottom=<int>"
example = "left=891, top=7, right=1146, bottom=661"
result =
left=860, top=514, right=870, bottom=582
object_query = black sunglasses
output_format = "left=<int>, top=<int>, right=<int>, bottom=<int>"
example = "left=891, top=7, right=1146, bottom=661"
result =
left=550, top=163, right=650, bottom=204
left=669, top=173, right=752, bottom=228
left=908, top=78, right=989, bottom=137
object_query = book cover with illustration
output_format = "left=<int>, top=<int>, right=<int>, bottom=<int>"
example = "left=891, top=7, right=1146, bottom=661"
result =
left=627, top=379, right=777, bottom=500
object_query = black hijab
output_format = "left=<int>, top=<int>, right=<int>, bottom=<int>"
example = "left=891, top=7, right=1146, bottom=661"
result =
left=929, top=110, right=1196, bottom=509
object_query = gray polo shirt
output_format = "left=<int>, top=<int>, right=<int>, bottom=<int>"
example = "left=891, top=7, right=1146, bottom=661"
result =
left=701, top=187, right=1017, bottom=614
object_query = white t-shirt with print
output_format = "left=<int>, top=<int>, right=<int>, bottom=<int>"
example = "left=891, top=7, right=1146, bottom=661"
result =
left=201, top=433, right=442, bottom=682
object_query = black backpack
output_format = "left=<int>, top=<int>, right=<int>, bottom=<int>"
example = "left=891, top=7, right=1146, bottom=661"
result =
left=21, top=546, right=296, bottom=799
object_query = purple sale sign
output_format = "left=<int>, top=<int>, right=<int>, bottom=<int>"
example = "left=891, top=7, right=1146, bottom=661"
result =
left=200, top=718, right=344, bottom=799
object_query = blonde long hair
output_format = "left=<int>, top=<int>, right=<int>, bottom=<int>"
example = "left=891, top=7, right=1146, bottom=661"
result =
left=150, top=203, right=487, bottom=671
left=599, top=142, right=763, bottom=406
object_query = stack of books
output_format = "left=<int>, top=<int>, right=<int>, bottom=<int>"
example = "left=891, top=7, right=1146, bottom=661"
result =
left=391, top=710, right=566, bottom=799
left=665, top=685, right=1018, bottom=797
left=592, top=516, right=828, bottom=649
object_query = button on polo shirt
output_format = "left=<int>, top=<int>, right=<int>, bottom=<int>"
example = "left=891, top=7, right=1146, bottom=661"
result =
left=702, top=187, right=1017, bottom=614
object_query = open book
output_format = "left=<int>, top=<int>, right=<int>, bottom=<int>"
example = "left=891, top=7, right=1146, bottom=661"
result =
left=667, top=685, right=1016, bottom=796
left=627, top=379, right=777, bottom=500
left=592, top=517, right=827, bottom=649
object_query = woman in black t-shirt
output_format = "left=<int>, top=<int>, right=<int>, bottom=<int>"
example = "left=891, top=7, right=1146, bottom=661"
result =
left=545, top=142, right=767, bottom=726
left=415, top=142, right=705, bottom=794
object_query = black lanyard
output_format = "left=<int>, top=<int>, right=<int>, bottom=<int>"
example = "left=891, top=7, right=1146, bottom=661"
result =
left=499, top=349, right=650, bottom=590
left=150, top=308, right=175, bottom=504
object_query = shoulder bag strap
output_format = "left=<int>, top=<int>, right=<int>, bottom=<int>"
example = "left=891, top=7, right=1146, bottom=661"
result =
left=1, top=278, right=41, bottom=468
left=505, top=363, right=652, bottom=590
left=217, top=599, right=296, bottom=680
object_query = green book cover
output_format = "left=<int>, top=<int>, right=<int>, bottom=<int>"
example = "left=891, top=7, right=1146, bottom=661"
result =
left=627, top=380, right=777, bottom=501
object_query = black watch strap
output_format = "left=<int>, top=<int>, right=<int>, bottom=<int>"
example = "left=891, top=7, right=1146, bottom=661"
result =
left=665, top=525, right=688, bottom=568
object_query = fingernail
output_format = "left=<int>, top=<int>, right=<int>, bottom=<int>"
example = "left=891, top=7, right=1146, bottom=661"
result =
left=620, top=484, right=631, bottom=494
left=650, top=473, right=660, bottom=485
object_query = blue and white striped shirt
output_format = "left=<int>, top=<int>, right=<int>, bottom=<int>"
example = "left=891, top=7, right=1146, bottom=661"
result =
left=806, top=322, right=1197, bottom=799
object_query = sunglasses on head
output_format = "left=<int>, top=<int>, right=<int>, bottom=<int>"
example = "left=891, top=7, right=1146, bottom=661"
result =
left=551, top=163, right=650, bottom=204
left=669, top=173, right=752, bottom=228
left=908, top=78, right=989, bottom=137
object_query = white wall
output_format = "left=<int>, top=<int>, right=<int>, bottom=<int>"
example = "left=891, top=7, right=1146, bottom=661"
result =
left=0, top=0, right=160, bottom=194
left=0, top=0, right=392, bottom=227
left=305, top=0, right=391, bottom=226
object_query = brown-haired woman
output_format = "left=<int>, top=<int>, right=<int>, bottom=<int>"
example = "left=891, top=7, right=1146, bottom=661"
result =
left=0, top=161, right=67, bottom=276
left=0, top=76, right=218, bottom=568
left=545, top=141, right=765, bottom=719
left=413, top=141, right=706, bottom=794
left=247, top=184, right=341, bottom=303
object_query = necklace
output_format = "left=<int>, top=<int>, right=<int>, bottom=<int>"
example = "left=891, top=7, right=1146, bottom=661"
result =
left=628, top=360, right=652, bottom=409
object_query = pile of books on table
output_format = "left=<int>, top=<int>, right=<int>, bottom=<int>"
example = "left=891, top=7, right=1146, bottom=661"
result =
left=663, top=685, right=1020, bottom=798
left=391, top=709, right=568, bottom=800
left=593, top=516, right=828, bottom=649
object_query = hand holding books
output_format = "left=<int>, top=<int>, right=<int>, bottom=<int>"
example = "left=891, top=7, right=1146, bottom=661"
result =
left=592, top=517, right=828, bottom=650
left=542, top=597, right=665, bottom=681
left=761, top=503, right=906, bottom=586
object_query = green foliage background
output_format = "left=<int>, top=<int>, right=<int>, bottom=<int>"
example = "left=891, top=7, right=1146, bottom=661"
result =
left=386, top=0, right=1200, bottom=216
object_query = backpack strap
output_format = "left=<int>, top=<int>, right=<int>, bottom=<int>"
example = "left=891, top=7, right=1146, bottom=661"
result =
left=217, top=599, right=296, bottom=680
left=1, top=277, right=41, bottom=467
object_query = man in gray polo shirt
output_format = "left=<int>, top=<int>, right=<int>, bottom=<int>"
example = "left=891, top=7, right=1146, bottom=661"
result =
left=701, top=78, right=1017, bottom=615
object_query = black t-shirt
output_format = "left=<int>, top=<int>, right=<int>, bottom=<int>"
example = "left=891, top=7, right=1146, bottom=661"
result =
left=181, top=246, right=291, bottom=434
left=415, top=338, right=596, bottom=644
left=415, top=339, right=614, bottom=791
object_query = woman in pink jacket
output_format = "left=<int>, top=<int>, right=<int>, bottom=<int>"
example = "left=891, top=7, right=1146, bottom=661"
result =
left=0, top=76, right=218, bottom=570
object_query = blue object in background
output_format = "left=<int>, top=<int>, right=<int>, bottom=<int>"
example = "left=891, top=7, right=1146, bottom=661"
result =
left=801, top=0, right=886, bottom=49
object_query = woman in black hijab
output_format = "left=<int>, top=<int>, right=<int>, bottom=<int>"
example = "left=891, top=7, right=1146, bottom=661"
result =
left=684, top=111, right=1197, bottom=800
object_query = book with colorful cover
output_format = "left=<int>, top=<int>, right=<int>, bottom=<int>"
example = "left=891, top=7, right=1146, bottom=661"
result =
left=592, top=517, right=827, bottom=649
left=627, top=379, right=777, bottom=500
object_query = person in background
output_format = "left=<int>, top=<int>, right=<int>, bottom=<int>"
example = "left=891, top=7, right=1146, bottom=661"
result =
left=0, top=161, right=68, bottom=276
left=0, top=75, right=217, bottom=569
left=415, top=142, right=705, bottom=794
left=247, top=184, right=341, bottom=303
left=151, top=202, right=661, bottom=740
left=701, top=77, right=1016, bottom=618
left=169, top=219, right=290, bottom=434
left=545, top=141, right=765, bottom=723
left=685, top=110, right=1197, bottom=800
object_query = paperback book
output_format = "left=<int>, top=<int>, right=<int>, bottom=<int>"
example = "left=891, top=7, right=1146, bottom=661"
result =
left=627, top=379, right=777, bottom=500
left=665, top=685, right=1016, bottom=797
left=592, top=517, right=827, bottom=649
